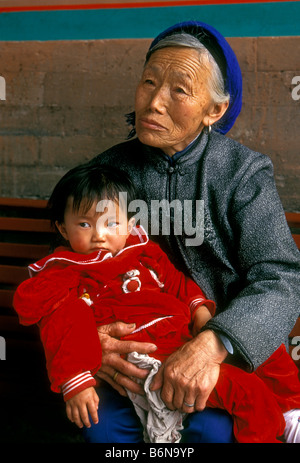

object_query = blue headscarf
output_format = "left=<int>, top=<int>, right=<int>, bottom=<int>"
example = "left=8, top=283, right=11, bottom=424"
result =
left=127, top=20, right=242, bottom=136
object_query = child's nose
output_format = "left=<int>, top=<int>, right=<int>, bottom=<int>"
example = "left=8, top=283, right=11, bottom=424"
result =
left=94, top=226, right=106, bottom=241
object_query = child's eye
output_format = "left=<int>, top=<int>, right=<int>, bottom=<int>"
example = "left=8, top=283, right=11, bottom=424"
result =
left=79, top=222, right=90, bottom=228
left=107, top=221, right=118, bottom=228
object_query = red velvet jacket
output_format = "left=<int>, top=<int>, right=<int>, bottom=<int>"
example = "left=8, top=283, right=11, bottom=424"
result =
left=13, top=227, right=215, bottom=401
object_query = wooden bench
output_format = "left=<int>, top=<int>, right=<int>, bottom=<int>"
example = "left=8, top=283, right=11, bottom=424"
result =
left=0, top=197, right=299, bottom=441
left=0, top=197, right=53, bottom=379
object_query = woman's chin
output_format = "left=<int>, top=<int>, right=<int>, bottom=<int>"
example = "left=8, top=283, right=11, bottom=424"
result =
left=136, top=130, right=168, bottom=151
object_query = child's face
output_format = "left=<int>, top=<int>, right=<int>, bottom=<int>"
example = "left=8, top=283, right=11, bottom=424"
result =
left=56, top=197, right=134, bottom=256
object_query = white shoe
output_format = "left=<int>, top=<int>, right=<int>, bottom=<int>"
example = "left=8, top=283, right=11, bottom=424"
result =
left=283, top=409, right=300, bottom=443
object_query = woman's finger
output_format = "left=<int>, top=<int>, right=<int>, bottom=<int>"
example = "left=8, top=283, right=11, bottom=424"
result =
left=97, top=369, right=145, bottom=395
left=96, top=370, right=127, bottom=396
left=160, top=382, right=177, bottom=410
left=97, top=321, right=137, bottom=338
left=150, top=364, right=164, bottom=391
left=100, top=334, right=157, bottom=356
left=100, top=352, right=150, bottom=380
left=97, top=322, right=157, bottom=355
left=182, top=393, right=197, bottom=413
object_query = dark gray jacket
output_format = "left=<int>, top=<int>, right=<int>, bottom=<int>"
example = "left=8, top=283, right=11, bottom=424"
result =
left=91, top=130, right=300, bottom=371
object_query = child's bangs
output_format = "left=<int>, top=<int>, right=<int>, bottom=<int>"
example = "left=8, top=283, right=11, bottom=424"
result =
left=71, top=182, right=120, bottom=216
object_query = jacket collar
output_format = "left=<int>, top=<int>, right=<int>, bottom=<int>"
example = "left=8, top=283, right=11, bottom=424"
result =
left=28, top=225, right=149, bottom=276
left=142, top=129, right=209, bottom=175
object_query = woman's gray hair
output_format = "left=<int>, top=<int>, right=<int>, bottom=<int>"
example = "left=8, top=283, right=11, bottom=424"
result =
left=145, top=32, right=230, bottom=106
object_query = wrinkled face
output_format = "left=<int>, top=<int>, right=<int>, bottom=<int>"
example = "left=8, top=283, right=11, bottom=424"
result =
left=135, top=47, right=214, bottom=156
left=56, top=198, right=134, bottom=256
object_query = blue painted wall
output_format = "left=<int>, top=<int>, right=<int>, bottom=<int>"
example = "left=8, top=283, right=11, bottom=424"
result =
left=0, top=1, right=299, bottom=40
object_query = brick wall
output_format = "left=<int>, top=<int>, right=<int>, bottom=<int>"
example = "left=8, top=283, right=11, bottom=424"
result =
left=228, top=37, right=300, bottom=212
left=0, top=37, right=299, bottom=211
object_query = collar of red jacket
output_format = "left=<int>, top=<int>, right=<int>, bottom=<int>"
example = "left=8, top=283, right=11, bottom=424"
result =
left=28, top=225, right=149, bottom=275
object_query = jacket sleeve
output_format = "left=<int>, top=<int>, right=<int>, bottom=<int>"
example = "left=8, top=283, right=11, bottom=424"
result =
left=14, top=269, right=102, bottom=399
left=13, top=267, right=81, bottom=325
left=204, top=154, right=300, bottom=371
left=38, top=294, right=102, bottom=399
left=145, top=242, right=216, bottom=319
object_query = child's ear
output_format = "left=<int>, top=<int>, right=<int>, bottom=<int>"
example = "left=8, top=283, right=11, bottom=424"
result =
left=127, top=217, right=135, bottom=235
left=55, top=221, right=69, bottom=241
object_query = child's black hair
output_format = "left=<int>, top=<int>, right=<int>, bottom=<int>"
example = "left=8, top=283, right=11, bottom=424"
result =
left=47, top=163, right=137, bottom=235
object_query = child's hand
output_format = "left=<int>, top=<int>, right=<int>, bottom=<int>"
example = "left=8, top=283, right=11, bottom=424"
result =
left=192, top=305, right=212, bottom=337
left=66, top=387, right=99, bottom=429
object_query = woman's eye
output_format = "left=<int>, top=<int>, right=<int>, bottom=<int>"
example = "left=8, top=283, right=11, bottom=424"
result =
left=175, top=87, right=186, bottom=94
left=145, top=79, right=154, bottom=86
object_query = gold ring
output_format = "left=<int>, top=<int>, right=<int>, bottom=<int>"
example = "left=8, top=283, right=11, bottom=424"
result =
left=113, top=372, right=119, bottom=382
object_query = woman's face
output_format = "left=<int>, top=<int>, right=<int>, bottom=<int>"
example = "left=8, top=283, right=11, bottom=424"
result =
left=135, top=47, right=216, bottom=156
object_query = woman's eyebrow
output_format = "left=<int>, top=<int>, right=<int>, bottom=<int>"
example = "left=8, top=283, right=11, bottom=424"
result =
left=173, top=70, right=193, bottom=83
left=144, top=64, right=193, bottom=86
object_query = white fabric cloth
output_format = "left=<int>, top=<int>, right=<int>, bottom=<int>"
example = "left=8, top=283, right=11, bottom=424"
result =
left=126, top=353, right=300, bottom=444
left=126, top=352, right=186, bottom=443
left=283, top=409, right=300, bottom=443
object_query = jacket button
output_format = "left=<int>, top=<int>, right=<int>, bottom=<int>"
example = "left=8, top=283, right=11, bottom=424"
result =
left=168, top=167, right=174, bottom=173
left=126, top=279, right=140, bottom=292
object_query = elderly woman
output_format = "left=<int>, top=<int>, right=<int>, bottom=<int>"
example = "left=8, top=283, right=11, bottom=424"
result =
left=85, top=21, right=300, bottom=443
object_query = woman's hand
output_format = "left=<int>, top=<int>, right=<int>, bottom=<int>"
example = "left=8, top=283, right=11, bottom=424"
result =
left=150, top=330, right=228, bottom=413
left=96, top=321, right=158, bottom=396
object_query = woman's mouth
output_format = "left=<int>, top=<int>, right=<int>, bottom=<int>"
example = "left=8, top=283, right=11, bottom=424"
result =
left=139, top=117, right=166, bottom=131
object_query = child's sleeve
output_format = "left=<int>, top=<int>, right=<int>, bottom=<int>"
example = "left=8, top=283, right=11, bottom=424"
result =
left=13, top=267, right=81, bottom=325
left=13, top=269, right=102, bottom=400
left=185, top=278, right=216, bottom=321
left=38, top=295, right=102, bottom=400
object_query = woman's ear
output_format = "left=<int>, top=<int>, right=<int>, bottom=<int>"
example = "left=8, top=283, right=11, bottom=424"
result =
left=55, top=220, right=69, bottom=241
left=203, top=100, right=229, bottom=128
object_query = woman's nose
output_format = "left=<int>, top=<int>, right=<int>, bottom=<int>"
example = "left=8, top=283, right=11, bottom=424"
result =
left=149, top=87, right=167, bottom=113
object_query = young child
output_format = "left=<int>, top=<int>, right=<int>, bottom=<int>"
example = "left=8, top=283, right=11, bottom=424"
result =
left=13, top=164, right=300, bottom=443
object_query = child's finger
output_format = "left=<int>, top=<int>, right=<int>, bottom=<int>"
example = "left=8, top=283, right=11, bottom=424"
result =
left=89, top=403, right=99, bottom=425
left=66, top=403, right=73, bottom=423
left=94, top=393, right=100, bottom=409
left=72, top=407, right=85, bottom=429
left=79, top=406, right=92, bottom=428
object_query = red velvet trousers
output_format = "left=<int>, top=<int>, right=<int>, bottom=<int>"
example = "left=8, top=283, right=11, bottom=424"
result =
left=207, top=344, right=300, bottom=443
